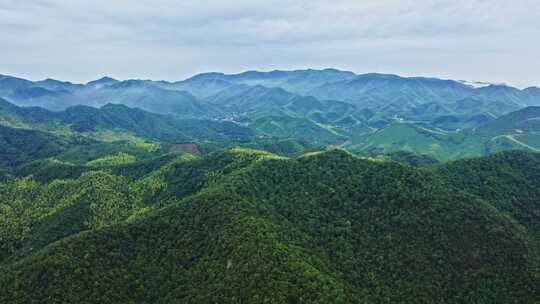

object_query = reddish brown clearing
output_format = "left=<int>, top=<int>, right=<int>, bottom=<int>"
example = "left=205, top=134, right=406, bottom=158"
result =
left=169, top=143, right=202, bottom=156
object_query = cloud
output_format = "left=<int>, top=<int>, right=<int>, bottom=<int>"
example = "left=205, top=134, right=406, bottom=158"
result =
left=0, top=0, right=539, bottom=87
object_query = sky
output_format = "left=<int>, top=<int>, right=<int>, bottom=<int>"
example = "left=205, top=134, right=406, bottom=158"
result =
left=0, top=0, right=539, bottom=87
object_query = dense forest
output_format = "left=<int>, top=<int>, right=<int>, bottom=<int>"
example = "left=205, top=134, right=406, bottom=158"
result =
left=1, top=147, right=540, bottom=303
left=1, top=69, right=540, bottom=302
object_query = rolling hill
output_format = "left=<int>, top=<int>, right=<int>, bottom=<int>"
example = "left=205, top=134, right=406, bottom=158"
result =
left=1, top=76, right=220, bottom=117
left=251, top=115, right=344, bottom=145
left=0, top=99, right=255, bottom=143
left=188, top=68, right=357, bottom=94
left=343, top=123, right=486, bottom=160
left=1, top=149, right=539, bottom=303
left=0, top=125, right=92, bottom=168
left=2, top=70, right=538, bottom=133
left=2, top=70, right=540, bottom=163
left=344, top=112, right=540, bottom=160
left=308, top=73, right=474, bottom=106
left=476, top=106, right=540, bottom=135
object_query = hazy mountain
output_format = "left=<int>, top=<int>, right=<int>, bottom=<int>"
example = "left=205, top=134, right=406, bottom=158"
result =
left=0, top=74, right=35, bottom=96
left=163, top=78, right=237, bottom=98
left=1, top=71, right=537, bottom=127
left=188, top=68, right=357, bottom=94
left=85, top=80, right=219, bottom=117
left=207, top=84, right=295, bottom=112
left=1, top=70, right=539, bottom=142
left=308, top=73, right=474, bottom=106
left=34, top=78, right=83, bottom=91
left=2, top=70, right=540, bottom=302
left=5, top=86, right=71, bottom=109
left=467, top=85, right=532, bottom=107
left=524, top=86, right=540, bottom=105
left=86, top=76, right=119, bottom=88
left=4, top=79, right=220, bottom=117
left=307, top=74, right=538, bottom=117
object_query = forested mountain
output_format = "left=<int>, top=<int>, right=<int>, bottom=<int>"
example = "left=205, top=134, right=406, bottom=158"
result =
left=187, top=68, right=357, bottom=94
left=345, top=109, right=540, bottom=160
left=0, top=98, right=254, bottom=143
left=476, top=106, right=540, bottom=135
left=251, top=115, right=344, bottom=145
left=3, top=69, right=540, bottom=163
left=308, top=73, right=473, bottom=105
left=2, top=87, right=540, bottom=164
left=2, top=70, right=539, bottom=133
left=0, top=125, right=91, bottom=168
left=1, top=148, right=540, bottom=303
left=2, top=69, right=540, bottom=303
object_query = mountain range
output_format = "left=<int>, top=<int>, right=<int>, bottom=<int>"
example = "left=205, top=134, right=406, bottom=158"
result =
left=1, top=69, right=540, bottom=164
left=2, top=70, right=539, bottom=129
left=2, top=69, right=540, bottom=303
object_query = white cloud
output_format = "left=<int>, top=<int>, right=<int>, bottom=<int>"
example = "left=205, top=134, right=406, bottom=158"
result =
left=0, top=0, right=539, bottom=87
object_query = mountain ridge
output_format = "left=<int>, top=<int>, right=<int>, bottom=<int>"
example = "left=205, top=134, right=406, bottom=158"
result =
left=1, top=148, right=540, bottom=303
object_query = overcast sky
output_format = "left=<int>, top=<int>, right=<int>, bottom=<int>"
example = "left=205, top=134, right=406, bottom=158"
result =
left=1, top=0, right=539, bottom=87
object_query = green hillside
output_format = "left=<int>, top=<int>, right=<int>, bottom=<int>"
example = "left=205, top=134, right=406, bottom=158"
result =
left=3, top=86, right=540, bottom=162
left=251, top=116, right=344, bottom=145
left=344, top=123, right=486, bottom=160
left=1, top=148, right=540, bottom=303
left=3, top=71, right=540, bottom=303
left=436, top=151, right=540, bottom=240
left=196, top=138, right=318, bottom=156
left=0, top=125, right=92, bottom=169
left=0, top=99, right=255, bottom=143
left=476, top=106, right=540, bottom=135
left=345, top=118, right=540, bottom=160
left=55, top=103, right=255, bottom=142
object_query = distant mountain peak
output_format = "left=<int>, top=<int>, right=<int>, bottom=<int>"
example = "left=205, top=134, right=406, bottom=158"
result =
left=36, top=78, right=78, bottom=88
left=86, top=76, right=119, bottom=86
left=186, top=72, right=227, bottom=82
left=41, top=78, right=60, bottom=82
left=476, top=84, right=520, bottom=92
left=108, top=79, right=147, bottom=88
left=189, top=68, right=356, bottom=80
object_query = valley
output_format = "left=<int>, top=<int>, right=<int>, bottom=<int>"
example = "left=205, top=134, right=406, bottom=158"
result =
left=1, top=69, right=540, bottom=303
left=4, top=1, right=540, bottom=302
left=1, top=69, right=540, bottom=164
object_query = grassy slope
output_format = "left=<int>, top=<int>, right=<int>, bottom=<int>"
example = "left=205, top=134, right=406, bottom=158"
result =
left=344, top=123, right=484, bottom=160
left=345, top=122, right=540, bottom=160
left=251, top=116, right=343, bottom=145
